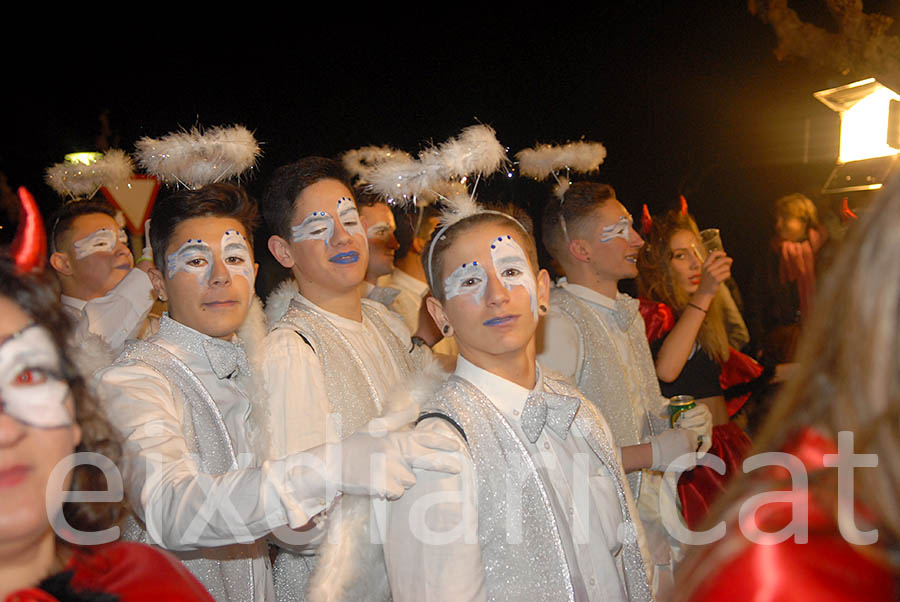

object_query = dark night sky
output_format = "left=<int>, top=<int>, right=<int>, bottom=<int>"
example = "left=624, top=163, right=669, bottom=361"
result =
left=4, top=2, right=899, bottom=293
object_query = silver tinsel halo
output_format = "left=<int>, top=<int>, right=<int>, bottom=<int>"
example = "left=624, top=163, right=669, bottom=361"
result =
left=45, top=149, right=135, bottom=200
left=135, top=124, right=261, bottom=189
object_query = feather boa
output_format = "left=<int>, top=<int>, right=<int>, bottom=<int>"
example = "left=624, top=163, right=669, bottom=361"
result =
left=45, top=149, right=135, bottom=200
left=307, top=364, right=449, bottom=602
left=135, top=125, right=260, bottom=189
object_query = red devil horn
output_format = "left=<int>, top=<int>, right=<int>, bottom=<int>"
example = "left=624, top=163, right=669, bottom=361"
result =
left=840, top=197, right=857, bottom=223
left=679, top=195, right=688, bottom=216
left=641, top=204, right=653, bottom=236
left=10, top=187, right=47, bottom=274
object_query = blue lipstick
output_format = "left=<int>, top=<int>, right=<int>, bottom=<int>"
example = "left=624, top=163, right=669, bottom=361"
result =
left=329, top=252, right=359, bottom=264
left=483, top=315, right=516, bottom=327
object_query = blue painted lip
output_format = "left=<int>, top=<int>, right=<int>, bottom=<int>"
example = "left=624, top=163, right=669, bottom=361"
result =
left=483, top=315, right=516, bottom=326
left=329, top=252, right=359, bottom=264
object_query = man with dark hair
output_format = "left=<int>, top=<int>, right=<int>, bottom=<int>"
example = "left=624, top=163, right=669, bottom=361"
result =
left=262, top=157, right=446, bottom=598
left=536, top=181, right=712, bottom=597
left=48, top=198, right=154, bottom=354
left=96, top=183, right=460, bottom=601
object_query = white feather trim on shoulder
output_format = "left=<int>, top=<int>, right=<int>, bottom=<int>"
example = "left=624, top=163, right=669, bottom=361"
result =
left=135, top=124, right=260, bottom=189
left=45, top=149, right=135, bottom=200
left=264, top=278, right=300, bottom=325
left=236, top=296, right=271, bottom=461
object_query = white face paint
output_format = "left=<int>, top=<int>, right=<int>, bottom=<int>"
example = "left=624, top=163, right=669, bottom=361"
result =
left=166, top=238, right=214, bottom=283
left=598, top=216, right=633, bottom=243
left=337, top=197, right=366, bottom=241
left=444, top=261, right=488, bottom=302
left=72, top=227, right=128, bottom=259
left=490, top=234, right=538, bottom=319
left=0, top=325, right=73, bottom=428
left=292, top=196, right=366, bottom=247
left=220, top=230, right=254, bottom=284
left=292, top=211, right=335, bottom=245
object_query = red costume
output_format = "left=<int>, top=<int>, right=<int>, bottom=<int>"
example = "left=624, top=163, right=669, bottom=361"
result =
left=6, top=541, right=213, bottom=602
left=640, top=299, right=757, bottom=529
left=688, top=429, right=897, bottom=601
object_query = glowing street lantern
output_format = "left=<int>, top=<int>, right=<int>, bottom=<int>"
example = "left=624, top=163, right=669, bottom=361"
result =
left=814, top=78, right=900, bottom=163
left=63, top=152, right=104, bottom=165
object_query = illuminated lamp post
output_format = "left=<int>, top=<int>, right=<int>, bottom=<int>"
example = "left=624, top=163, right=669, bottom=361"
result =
left=814, top=78, right=900, bottom=194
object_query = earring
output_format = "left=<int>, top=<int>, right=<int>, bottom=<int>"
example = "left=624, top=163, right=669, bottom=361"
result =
left=539, top=304, right=548, bottom=313
left=442, top=325, right=450, bottom=335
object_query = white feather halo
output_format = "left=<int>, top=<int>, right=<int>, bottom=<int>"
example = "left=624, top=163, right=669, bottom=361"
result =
left=45, top=149, right=135, bottom=200
left=135, top=124, right=261, bottom=189
left=362, top=153, right=432, bottom=205
left=420, top=124, right=508, bottom=182
left=342, top=145, right=412, bottom=184
left=366, top=124, right=508, bottom=212
left=515, top=141, right=607, bottom=181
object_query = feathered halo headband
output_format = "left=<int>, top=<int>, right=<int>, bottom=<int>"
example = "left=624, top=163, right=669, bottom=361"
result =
left=365, top=124, right=518, bottom=287
left=516, top=140, right=607, bottom=242
left=45, top=149, right=135, bottom=201
left=135, top=124, right=261, bottom=189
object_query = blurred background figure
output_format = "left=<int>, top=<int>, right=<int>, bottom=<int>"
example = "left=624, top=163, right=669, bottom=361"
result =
left=749, top=193, right=828, bottom=365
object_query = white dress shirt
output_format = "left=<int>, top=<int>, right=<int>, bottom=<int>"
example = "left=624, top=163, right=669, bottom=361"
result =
left=61, top=267, right=154, bottom=355
left=384, top=356, right=630, bottom=602
left=96, top=318, right=337, bottom=601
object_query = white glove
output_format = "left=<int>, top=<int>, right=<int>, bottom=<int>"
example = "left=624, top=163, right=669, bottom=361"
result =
left=649, top=428, right=699, bottom=472
left=318, top=411, right=462, bottom=500
left=675, top=404, right=713, bottom=457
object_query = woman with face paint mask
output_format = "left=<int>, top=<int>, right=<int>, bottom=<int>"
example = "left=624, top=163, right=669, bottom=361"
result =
left=376, top=205, right=655, bottom=602
left=0, top=254, right=214, bottom=600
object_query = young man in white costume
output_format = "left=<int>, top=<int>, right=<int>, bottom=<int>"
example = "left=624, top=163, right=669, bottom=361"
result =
left=95, top=184, right=460, bottom=602
left=261, top=157, right=441, bottom=599
left=49, top=199, right=155, bottom=356
left=383, top=206, right=671, bottom=602
left=536, top=181, right=712, bottom=596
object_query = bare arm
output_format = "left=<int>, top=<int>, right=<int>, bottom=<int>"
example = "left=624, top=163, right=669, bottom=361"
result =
left=655, top=251, right=732, bottom=382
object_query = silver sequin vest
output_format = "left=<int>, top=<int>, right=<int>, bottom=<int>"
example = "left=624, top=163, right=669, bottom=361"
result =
left=274, top=298, right=419, bottom=437
left=423, top=375, right=654, bottom=602
left=115, top=340, right=267, bottom=602
left=550, top=288, right=669, bottom=496
left=272, top=298, right=419, bottom=601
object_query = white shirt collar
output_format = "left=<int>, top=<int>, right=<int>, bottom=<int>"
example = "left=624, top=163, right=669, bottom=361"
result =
left=557, top=277, right=621, bottom=312
left=454, top=355, right=544, bottom=417
left=60, top=294, right=87, bottom=311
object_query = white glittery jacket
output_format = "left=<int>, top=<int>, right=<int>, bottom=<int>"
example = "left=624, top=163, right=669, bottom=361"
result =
left=95, top=303, right=332, bottom=602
